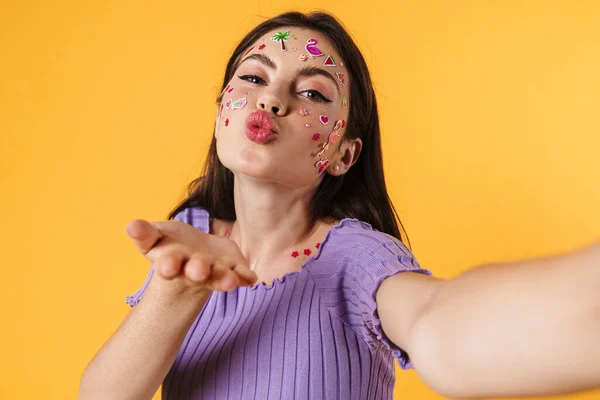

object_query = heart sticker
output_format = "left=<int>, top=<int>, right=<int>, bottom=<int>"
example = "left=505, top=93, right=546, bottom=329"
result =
left=319, top=115, right=329, bottom=125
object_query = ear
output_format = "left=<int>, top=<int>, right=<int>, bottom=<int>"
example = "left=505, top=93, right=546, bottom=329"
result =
left=329, top=137, right=362, bottom=176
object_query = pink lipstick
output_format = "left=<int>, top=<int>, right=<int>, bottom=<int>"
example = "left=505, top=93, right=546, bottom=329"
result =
left=245, top=110, right=278, bottom=144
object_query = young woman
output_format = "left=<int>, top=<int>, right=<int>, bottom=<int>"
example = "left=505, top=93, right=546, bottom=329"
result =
left=80, top=11, right=600, bottom=400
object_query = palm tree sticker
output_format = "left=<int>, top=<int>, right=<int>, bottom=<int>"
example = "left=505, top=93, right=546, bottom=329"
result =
left=272, top=31, right=294, bottom=52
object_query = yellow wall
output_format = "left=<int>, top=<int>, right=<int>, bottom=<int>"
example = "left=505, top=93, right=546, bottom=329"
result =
left=1, top=1, right=598, bottom=399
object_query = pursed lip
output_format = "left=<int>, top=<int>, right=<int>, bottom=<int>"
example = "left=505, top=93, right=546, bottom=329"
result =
left=244, top=110, right=278, bottom=144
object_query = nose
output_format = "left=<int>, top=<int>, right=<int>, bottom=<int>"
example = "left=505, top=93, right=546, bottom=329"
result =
left=256, top=90, right=287, bottom=117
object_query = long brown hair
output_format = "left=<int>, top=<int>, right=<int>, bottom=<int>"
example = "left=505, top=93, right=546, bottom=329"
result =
left=167, top=11, right=411, bottom=247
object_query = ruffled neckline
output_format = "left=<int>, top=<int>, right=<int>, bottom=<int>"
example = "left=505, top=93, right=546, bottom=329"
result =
left=247, top=217, right=369, bottom=291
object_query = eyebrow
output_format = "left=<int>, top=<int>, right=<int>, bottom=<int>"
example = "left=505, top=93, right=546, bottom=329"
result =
left=239, top=53, right=341, bottom=95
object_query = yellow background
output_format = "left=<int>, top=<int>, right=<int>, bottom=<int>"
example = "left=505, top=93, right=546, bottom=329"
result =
left=1, top=0, right=598, bottom=399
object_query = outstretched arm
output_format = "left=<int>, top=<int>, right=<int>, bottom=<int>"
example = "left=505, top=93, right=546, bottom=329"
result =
left=407, top=241, right=600, bottom=399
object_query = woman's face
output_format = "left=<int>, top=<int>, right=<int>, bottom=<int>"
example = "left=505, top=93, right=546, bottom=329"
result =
left=215, top=27, right=351, bottom=189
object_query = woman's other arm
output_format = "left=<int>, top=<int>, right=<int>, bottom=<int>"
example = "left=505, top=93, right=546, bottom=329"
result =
left=377, top=241, right=600, bottom=399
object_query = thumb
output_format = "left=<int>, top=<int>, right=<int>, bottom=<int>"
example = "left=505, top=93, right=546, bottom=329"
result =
left=125, top=219, right=163, bottom=255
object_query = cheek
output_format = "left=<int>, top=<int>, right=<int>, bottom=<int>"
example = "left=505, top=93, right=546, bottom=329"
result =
left=217, top=86, right=255, bottom=127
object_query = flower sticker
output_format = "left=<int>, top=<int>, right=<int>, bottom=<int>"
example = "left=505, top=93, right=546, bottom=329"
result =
left=315, top=157, right=330, bottom=175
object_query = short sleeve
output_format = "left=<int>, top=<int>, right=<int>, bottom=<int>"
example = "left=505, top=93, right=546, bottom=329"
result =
left=124, top=207, right=211, bottom=307
left=307, top=219, right=433, bottom=370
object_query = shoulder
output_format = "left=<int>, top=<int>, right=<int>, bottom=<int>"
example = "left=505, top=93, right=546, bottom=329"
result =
left=172, top=207, right=233, bottom=236
left=324, top=218, right=423, bottom=270
left=172, top=207, right=211, bottom=233
left=308, top=217, right=433, bottom=295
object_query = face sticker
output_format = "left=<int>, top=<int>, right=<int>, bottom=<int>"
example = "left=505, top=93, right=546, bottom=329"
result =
left=323, top=55, right=336, bottom=67
left=315, top=157, right=330, bottom=175
left=231, top=97, right=247, bottom=110
left=242, top=46, right=256, bottom=58
left=272, top=31, right=294, bottom=52
left=329, top=121, right=343, bottom=144
left=292, top=47, right=297, bottom=51
left=225, top=99, right=232, bottom=109
left=319, top=115, right=330, bottom=125
left=316, top=142, right=328, bottom=158
left=305, top=39, right=324, bottom=57
left=316, top=120, right=345, bottom=157
left=298, top=108, right=308, bottom=116
left=224, top=118, right=229, bottom=126
left=312, top=133, right=321, bottom=141
left=227, top=87, right=234, bottom=94
left=342, top=96, right=348, bottom=109
left=259, top=44, right=266, bottom=50
left=336, top=72, right=346, bottom=87
left=305, top=123, right=311, bottom=128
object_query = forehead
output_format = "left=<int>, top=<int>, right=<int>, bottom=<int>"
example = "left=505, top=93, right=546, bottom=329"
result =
left=248, top=27, right=345, bottom=66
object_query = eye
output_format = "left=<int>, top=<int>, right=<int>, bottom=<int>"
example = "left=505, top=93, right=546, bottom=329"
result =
left=238, top=74, right=265, bottom=85
left=299, top=89, right=332, bottom=103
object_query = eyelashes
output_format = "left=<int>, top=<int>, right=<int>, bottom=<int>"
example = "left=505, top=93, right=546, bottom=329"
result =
left=238, top=74, right=264, bottom=85
left=301, top=89, right=332, bottom=103
left=237, top=74, right=332, bottom=103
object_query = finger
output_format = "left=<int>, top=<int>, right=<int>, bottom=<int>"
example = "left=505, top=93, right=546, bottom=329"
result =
left=233, top=264, right=258, bottom=285
left=125, top=219, right=163, bottom=255
left=184, top=255, right=212, bottom=283
left=210, top=264, right=240, bottom=291
left=155, top=252, right=186, bottom=280
left=149, top=221, right=184, bottom=241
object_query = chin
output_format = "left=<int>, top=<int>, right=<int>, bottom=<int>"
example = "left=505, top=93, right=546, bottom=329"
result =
left=221, top=154, right=273, bottom=179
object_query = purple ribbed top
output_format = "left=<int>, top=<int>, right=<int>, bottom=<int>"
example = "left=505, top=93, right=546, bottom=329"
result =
left=126, top=207, right=433, bottom=399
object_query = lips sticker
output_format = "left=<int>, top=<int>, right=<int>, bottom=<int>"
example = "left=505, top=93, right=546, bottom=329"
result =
left=319, top=115, right=329, bottom=125
left=231, top=97, right=247, bottom=110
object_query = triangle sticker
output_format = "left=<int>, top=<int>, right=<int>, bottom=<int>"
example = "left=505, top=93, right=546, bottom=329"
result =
left=323, top=54, right=336, bottom=66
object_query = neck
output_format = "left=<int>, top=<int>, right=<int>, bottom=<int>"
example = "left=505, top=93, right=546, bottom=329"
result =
left=229, top=176, right=320, bottom=269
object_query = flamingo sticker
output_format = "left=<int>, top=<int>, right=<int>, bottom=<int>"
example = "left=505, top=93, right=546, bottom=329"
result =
left=305, top=39, right=324, bottom=57
left=272, top=31, right=294, bottom=52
